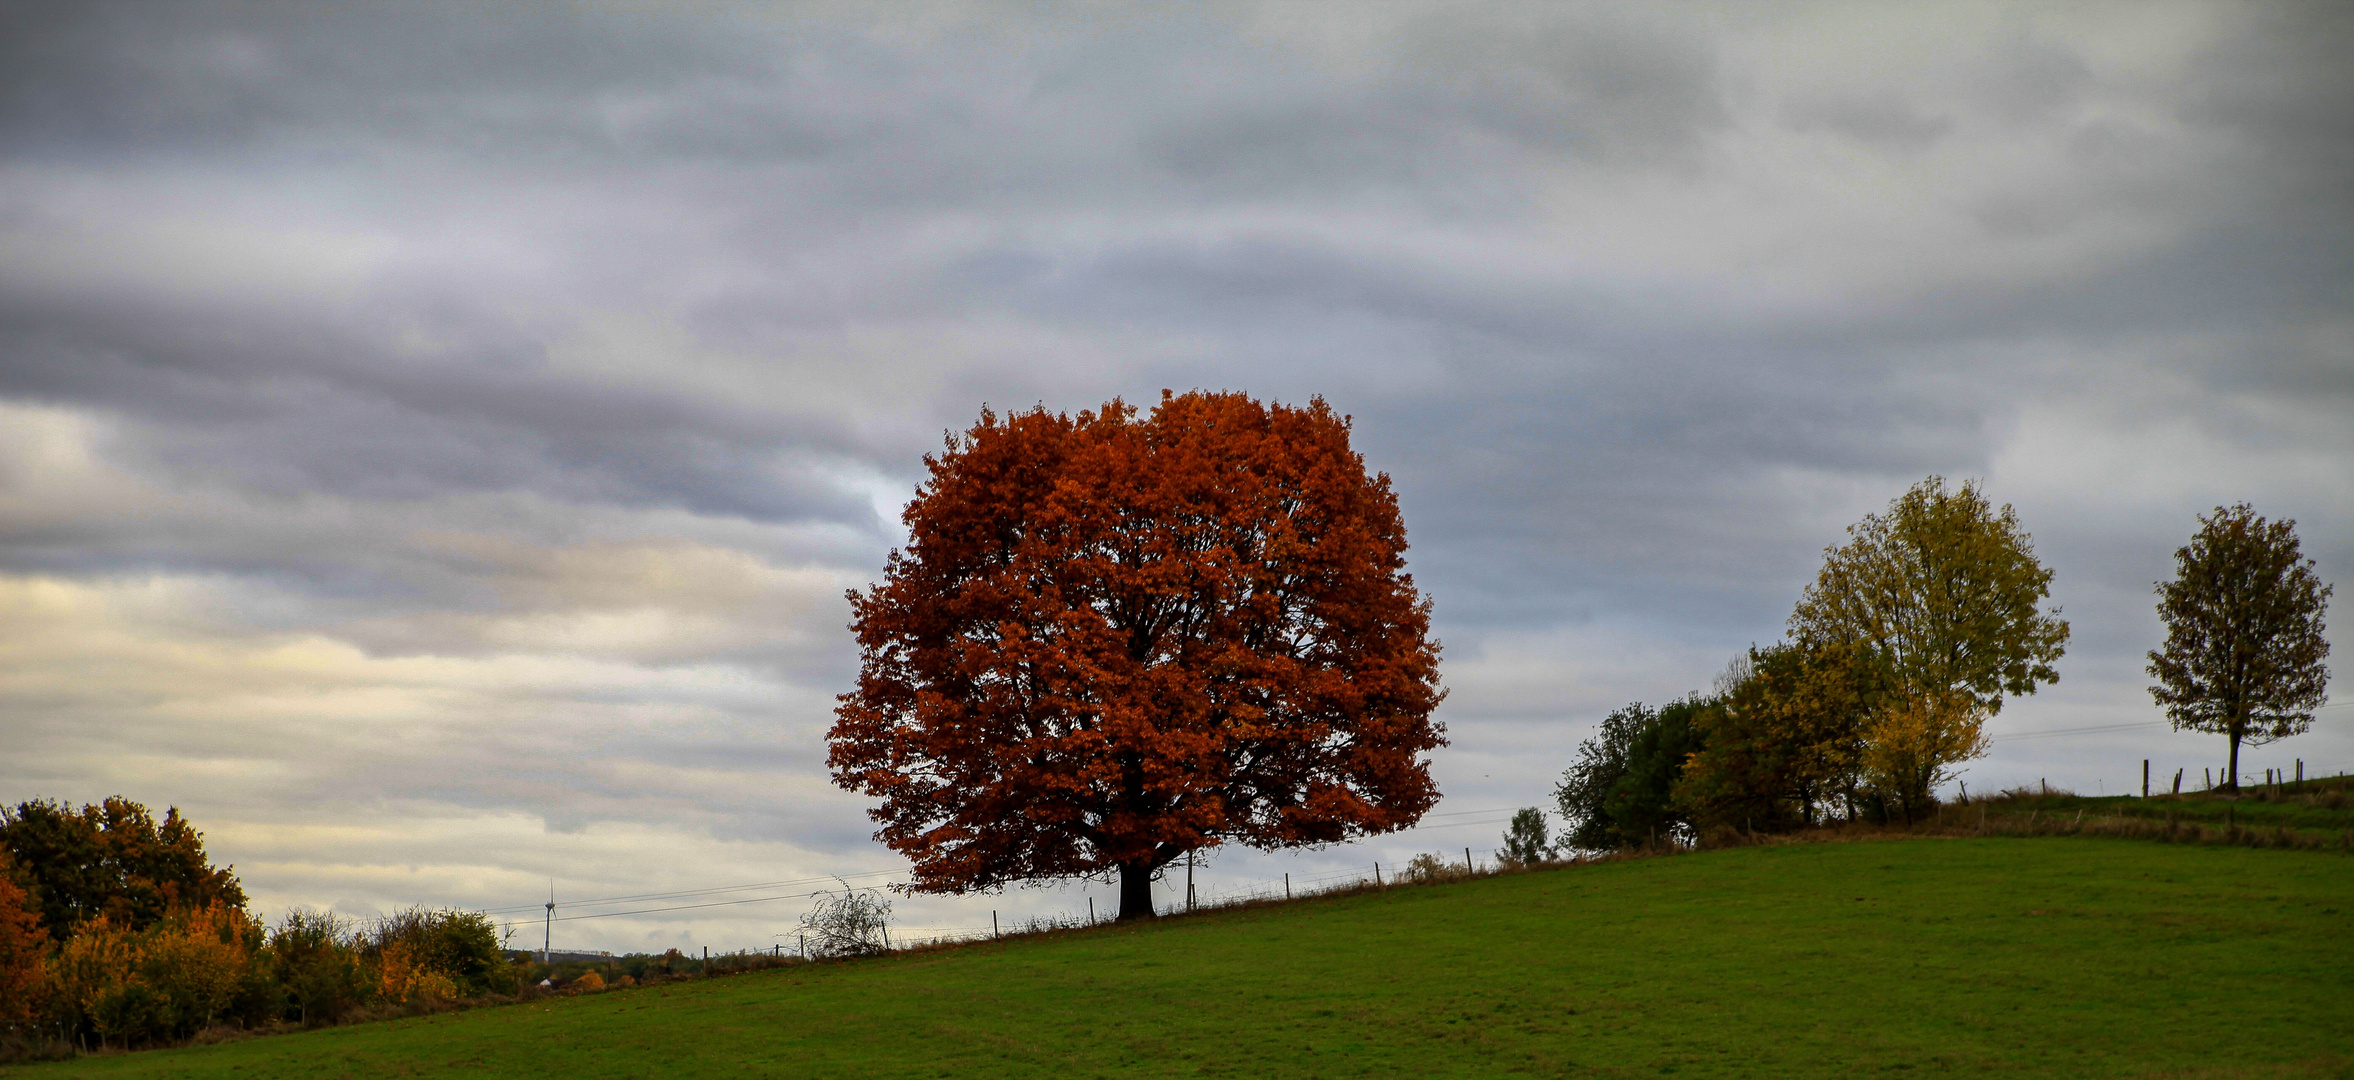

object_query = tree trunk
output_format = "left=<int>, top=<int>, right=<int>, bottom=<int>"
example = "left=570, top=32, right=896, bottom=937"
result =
left=2226, top=727, right=2243, bottom=792
left=1118, top=861, right=1157, bottom=921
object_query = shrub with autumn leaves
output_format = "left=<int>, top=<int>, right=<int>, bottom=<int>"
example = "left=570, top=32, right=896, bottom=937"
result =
left=1, top=798, right=519, bottom=1057
left=39, top=901, right=266, bottom=1048
left=0, top=853, right=49, bottom=1027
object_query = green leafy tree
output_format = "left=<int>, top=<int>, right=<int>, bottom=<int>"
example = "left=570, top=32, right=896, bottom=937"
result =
left=1676, top=642, right=1883, bottom=833
left=1555, top=705, right=1645, bottom=851
left=0, top=797, right=245, bottom=938
left=2147, top=504, right=2332, bottom=791
left=1789, top=477, right=2068, bottom=817
left=266, top=909, right=372, bottom=1026
left=1499, top=808, right=1552, bottom=866
left=1554, top=698, right=1711, bottom=851
left=365, top=908, right=511, bottom=997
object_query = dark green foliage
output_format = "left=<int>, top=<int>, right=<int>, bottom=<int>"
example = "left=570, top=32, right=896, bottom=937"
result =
left=266, top=910, right=372, bottom=1027
left=0, top=797, right=246, bottom=938
left=1499, top=808, right=1551, bottom=865
left=365, top=908, right=511, bottom=997
left=1555, top=698, right=1711, bottom=850
left=1676, top=643, right=1884, bottom=833
left=1555, top=705, right=1646, bottom=850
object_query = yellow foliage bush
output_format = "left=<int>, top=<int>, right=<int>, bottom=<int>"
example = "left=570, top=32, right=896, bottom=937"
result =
left=571, top=970, right=606, bottom=992
left=1860, top=690, right=1988, bottom=822
left=45, top=902, right=257, bottom=1048
left=374, top=939, right=459, bottom=1006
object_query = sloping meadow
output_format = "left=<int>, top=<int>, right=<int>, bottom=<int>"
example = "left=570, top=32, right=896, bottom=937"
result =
left=20, top=838, right=2352, bottom=1079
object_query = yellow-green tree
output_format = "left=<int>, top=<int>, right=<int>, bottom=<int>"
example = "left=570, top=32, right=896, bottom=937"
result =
left=1789, top=477, right=2069, bottom=819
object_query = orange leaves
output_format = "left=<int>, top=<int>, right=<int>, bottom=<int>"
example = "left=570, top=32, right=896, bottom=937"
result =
left=44, top=900, right=259, bottom=1046
left=0, top=858, right=46, bottom=1024
left=374, top=938, right=459, bottom=1006
left=831, top=392, right=1444, bottom=903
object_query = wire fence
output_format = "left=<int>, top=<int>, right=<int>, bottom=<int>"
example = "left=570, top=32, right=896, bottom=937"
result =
left=849, top=843, right=1528, bottom=954
left=496, top=703, right=2354, bottom=954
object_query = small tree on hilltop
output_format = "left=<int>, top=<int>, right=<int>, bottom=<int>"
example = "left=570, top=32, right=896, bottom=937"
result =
left=830, top=392, right=1446, bottom=920
left=1789, top=477, right=2068, bottom=821
left=1499, top=808, right=1551, bottom=866
left=2148, top=504, right=2332, bottom=791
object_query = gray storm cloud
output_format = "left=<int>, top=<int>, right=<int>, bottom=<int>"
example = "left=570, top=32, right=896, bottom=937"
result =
left=1, top=1, right=2347, bottom=948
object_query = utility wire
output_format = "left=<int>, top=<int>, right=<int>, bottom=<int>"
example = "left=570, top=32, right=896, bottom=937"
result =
left=482, top=868, right=903, bottom=916
left=553, top=884, right=905, bottom=922
left=1991, top=702, right=2351, bottom=743
left=1992, top=721, right=2167, bottom=741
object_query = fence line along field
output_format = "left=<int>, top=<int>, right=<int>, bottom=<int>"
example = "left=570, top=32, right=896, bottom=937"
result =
left=16, top=835, right=2350, bottom=1080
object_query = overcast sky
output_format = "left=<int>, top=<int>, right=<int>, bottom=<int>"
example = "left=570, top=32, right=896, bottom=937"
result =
left=2, top=1, right=2348, bottom=953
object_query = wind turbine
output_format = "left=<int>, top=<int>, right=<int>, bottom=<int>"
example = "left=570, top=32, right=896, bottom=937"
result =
left=543, top=883, right=554, bottom=964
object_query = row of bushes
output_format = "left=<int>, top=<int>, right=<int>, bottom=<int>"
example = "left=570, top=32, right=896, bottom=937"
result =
left=0, top=798, right=530, bottom=1058
left=3, top=883, right=511, bottom=1054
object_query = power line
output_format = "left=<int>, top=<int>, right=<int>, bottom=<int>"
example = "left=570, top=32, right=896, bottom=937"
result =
left=482, top=868, right=904, bottom=917
left=1991, top=721, right=2168, bottom=741
left=554, top=885, right=901, bottom=923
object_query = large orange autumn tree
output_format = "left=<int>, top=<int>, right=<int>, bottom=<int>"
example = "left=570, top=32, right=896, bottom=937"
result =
left=829, top=391, right=1446, bottom=919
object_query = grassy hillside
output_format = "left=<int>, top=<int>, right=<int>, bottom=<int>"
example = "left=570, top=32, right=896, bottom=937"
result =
left=15, top=837, right=2352, bottom=1079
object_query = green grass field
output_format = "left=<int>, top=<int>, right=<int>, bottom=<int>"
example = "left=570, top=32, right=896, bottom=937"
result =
left=15, top=837, right=2352, bottom=1079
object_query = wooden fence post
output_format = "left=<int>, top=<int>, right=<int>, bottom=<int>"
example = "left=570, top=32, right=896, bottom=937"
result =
left=2143, top=759, right=2149, bottom=798
left=1284, top=873, right=1290, bottom=900
left=1374, top=862, right=1381, bottom=887
left=2173, top=768, right=2183, bottom=795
